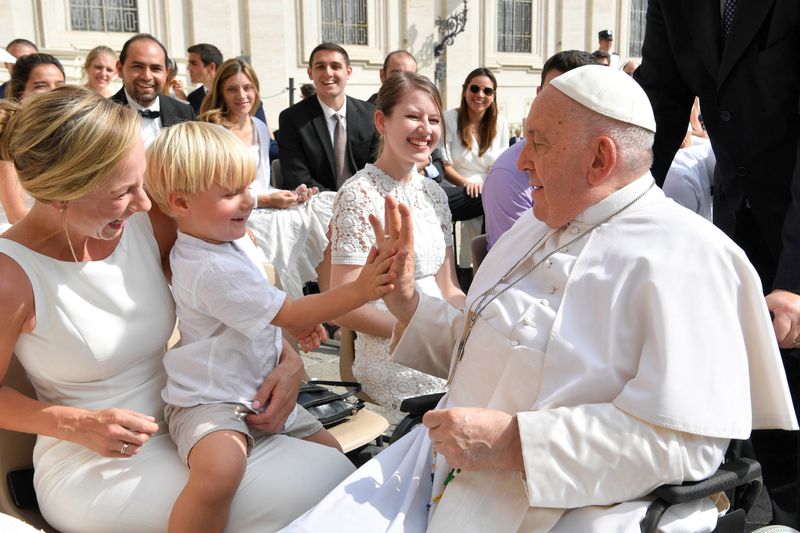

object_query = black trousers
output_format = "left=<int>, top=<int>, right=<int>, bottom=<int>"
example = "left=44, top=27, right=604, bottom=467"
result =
left=443, top=186, right=483, bottom=222
left=733, top=203, right=800, bottom=526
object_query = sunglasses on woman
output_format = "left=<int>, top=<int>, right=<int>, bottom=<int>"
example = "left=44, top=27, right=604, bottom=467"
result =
left=468, top=84, right=494, bottom=97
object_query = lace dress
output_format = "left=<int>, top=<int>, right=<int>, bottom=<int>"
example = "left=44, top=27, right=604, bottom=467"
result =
left=331, top=164, right=453, bottom=417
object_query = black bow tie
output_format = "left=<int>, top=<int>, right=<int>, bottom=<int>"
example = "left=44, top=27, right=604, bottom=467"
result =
left=138, top=109, right=160, bottom=119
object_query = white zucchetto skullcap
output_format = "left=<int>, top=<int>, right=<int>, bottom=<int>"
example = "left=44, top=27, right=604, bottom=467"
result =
left=549, top=64, right=656, bottom=132
left=0, top=49, right=16, bottom=64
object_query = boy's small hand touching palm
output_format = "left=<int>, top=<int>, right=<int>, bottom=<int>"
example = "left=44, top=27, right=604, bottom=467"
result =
left=356, top=244, right=402, bottom=300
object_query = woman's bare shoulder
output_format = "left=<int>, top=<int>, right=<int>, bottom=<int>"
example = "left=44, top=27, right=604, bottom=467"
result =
left=0, top=246, right=35, bottom=334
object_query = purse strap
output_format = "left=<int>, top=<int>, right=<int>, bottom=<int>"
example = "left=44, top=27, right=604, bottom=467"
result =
left=300, top=379, right=362, bottom=408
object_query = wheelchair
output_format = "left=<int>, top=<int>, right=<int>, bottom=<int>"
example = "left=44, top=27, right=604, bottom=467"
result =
left=389, top=392, right=768, bottom=533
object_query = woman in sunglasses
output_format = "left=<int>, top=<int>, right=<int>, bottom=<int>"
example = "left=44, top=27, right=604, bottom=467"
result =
left=441, top=68, right=508, bottom=273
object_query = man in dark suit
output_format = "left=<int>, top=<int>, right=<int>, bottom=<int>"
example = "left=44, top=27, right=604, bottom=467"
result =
left=278, top=43, right=379, bottom=191
left=112, top=33, right=195, bottom=147
left=366, top=50, right=417, bottom=104
left=634, top=0, right=800, bottom=524
left=186, top=43, right=222, bottom=114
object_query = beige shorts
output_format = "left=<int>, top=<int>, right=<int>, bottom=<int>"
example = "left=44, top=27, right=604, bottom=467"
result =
left=164, top=402, right=323, bottom=465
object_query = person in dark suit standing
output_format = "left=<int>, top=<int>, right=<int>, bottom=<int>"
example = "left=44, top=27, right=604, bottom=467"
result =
left=634, top=0, right=800, bottom=525
left=112, top=33, right=195, bottom=148
left=185, top=43, right=222, bottom=114
left=278, top=43, right=379, bottom=191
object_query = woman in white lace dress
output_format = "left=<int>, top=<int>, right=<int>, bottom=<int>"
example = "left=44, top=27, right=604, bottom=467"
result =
left=329, top=73, right=465, bottom=418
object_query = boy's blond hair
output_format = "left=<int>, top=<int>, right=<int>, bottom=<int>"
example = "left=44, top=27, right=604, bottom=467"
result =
left=146, top=122, right=256, bottom=216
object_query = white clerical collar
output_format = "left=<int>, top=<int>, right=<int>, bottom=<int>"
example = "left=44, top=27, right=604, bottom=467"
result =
left=318, top=95, right=347, bottom=120
left=573, top=173, right=655, bottom=225
left=123, top=88, right=161, bottom=113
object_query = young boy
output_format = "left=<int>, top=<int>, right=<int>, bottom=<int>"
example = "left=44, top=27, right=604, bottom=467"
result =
left=145, top=122, right=397, bottom=533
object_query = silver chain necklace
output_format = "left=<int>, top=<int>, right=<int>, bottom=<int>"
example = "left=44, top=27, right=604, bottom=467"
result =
left=448, top=181, right=655, bottom=384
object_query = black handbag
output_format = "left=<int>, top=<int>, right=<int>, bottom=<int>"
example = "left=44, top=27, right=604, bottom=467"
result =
left=297, top=380, right=365, bottom=428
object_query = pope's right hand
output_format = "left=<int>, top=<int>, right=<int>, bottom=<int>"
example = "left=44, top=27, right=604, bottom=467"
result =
left=369, top=195, right=419, bottom=324
left=65, top=408, right=159, bottom=458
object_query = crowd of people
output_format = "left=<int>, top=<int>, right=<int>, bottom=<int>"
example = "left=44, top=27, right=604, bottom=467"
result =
left=0, top=4, right=799, bottom=529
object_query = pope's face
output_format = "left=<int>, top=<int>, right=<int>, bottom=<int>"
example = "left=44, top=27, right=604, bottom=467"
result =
left=516, top=87, right=595, bottom=228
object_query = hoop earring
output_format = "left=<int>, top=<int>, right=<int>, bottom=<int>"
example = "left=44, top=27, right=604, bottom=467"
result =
left=61, top=203, right=80, bottom=263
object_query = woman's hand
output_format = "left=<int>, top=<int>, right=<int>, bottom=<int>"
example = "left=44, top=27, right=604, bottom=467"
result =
left=63, top=407, right=159, bottom=458
left=265, top=190, right=300, bottom=209
left=464, top=181, right=483, bottom=198
left=247, top=341, right=305, bottom=432
left=293, top=184, right=318, bottom=204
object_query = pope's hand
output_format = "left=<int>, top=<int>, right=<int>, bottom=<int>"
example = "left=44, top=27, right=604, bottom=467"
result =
left=766, top=289, right=800, bottom=349
left=423, top=407, right=524, bottom=472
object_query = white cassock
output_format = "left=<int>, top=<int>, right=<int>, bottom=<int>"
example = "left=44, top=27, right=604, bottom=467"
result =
left=282, top=175, right=797, bottom=533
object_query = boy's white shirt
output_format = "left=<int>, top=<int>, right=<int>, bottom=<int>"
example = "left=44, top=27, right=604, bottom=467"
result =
left=161, top=230, right=297, bottom=427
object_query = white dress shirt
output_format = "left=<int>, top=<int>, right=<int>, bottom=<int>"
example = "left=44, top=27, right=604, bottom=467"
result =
left=123, top=88, right=162, bottom=148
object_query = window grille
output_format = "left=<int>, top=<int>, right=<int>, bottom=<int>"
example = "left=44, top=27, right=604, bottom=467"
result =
left=628, top=0, right=647, bottom=57
left=321, top=0, right=368, bottom=45
left=497, top=0, right=532, bottom=53
left=70, top=0, right=138, bottom=33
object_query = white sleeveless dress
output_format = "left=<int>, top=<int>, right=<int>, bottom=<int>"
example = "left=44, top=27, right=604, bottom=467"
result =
left=0, top=212, right=353, bottom=533
left=331, top=164, right=452, bottom=419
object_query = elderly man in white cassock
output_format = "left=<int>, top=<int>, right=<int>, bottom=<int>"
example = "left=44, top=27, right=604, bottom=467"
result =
left=282, top=65, right=798, bottom=532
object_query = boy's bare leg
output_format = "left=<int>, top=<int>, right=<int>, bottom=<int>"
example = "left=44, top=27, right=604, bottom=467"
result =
left=303, top=427, right=342, bottom=452
left=169, top=430, right=248, bottom=533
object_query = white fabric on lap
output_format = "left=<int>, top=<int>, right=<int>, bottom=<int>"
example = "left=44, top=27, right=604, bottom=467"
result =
left=281, top=426, right=433, bottom=533
left=247, top=191, right=335, bottom=298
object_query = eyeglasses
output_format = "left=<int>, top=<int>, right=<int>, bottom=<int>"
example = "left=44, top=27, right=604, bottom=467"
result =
left=468, top=84, right=494, bottom=97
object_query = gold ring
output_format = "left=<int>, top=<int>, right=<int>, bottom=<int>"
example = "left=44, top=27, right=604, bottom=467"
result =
left=120, top=442, right=129, bottom=455
left=793, top=337, right=800, bottom=349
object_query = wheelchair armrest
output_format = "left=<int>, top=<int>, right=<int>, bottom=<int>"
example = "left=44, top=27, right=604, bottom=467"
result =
left=398, top=392, right=445, bottom=417
left=649, top=457, right=761, bottom=504
left=641, top=458, right=762, bottom=533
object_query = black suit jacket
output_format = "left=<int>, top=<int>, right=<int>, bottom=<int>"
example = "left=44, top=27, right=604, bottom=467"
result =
left=112, top=88, right=196, bottom=126
left=278, top=95, right=379, bottom=191
left=635, top=0, right=800, bottom=293
left=187, top=86, right=206, bottom=115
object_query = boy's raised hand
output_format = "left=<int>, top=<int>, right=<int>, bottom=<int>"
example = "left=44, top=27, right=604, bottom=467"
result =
left=355, top=240, right=401, bottom=301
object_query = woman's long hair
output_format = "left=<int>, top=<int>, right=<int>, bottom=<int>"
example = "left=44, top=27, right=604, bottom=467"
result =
left=199, top=58, right=262, bottom=125
left=456, top=67, right=498, bottom=156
